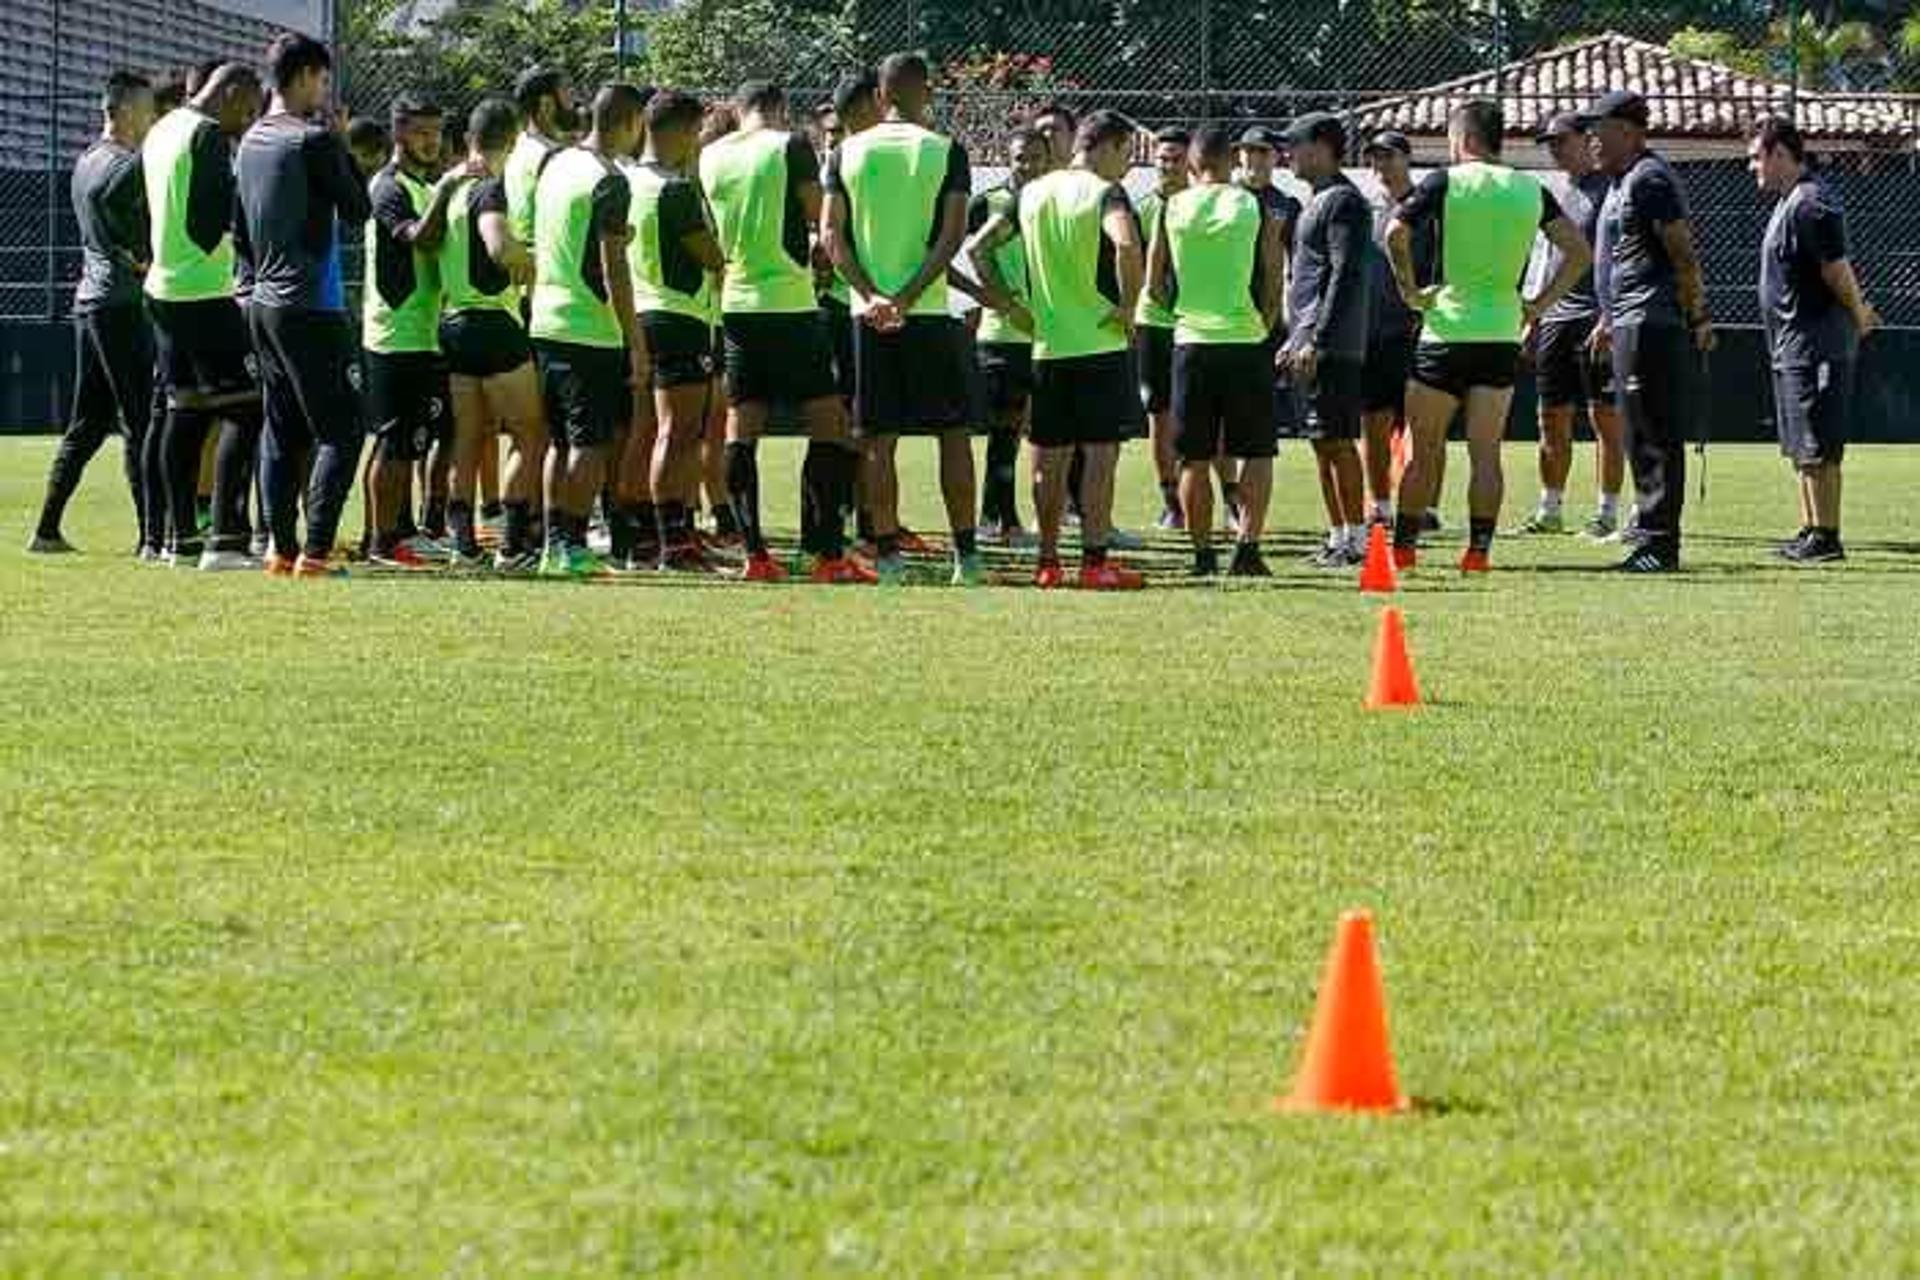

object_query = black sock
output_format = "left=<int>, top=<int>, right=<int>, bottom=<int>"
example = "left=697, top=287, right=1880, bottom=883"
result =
left=1220, top=480, right=1241, bottom=511
left=657, top=500, right=690, bottom=551
left=1067, top=449, right=1086, bottom=517
left=422, top=495, right=448, bottom=539
left=1082, top=543, right=1108, bottom=567
left=635, top=501, right=660, bottom=560
left=504, top=500, right=531, bottom=555
left=480, top=499, right=504, bottom=521
left=1469, top=517, right=1495, bottom=553
left=877, top=532, right=900, bottom=559
left=953, top=526, right=977, bottom=558
left=712, top=504, right=739, bottom=536
left=1193, top=545, right=1218, bottom=575
left=1159, top=479, right=1181, bottom=515
left=1393, top=513, right=1422, bottom=551
left=448, top=500, right=477, bottom=554
left=800, top=442, right=828, bottom=556
left=725, top=441, right=764, bottom=554
left=395, top=505, right=420, bottom=541
left=985, top=429, right=1020, bottom=525
left=821, top=445, right=854, bottom=558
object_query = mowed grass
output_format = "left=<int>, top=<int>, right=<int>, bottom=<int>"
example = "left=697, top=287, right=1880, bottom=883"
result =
left=3, top=432, right=1920, bottom=1276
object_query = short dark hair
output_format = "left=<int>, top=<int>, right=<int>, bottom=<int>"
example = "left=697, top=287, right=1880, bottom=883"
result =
left=468, top=98, right=519, bottom=153
left=591, top=82, right=649, bottom=133
left=102, top=71, right=151, bottom=114
left=645, top=89, right=705, bottom=136
left=345, top=117, right=389, bottom=155
left=185, top=59, right=225, bottom=95
left=513, top=66, right=567, bottom=115
left=1192, top=124, right=1233, bottom=165
left=266, top=33, right=331, bottom=92
left=1035, top=101, right=1077, bottom=130
left=833, top=71, right=879, bottom=120
left=1076, top=109, right=1137, bottom=154
left=1752, top=115, right=1807, bottom=162
left=1007, top=125, right=1047, bottom=152
left=879, top=51, right=931, bottom=93
left=1451, top=98, right=1504, bottom=156
left=1154, top=126, right=1192, bottom=148
left=389, top=92, right=442, bottom=128
left=735, top=80, right=785, bottom=116
left=153, top=78, right=188, bottom=114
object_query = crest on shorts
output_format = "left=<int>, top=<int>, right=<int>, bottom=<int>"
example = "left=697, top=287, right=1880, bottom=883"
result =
left=347, top=361, right=364, bottom=393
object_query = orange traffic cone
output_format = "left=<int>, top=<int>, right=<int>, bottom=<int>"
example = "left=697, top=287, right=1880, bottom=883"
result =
left=1276, top=910, right=1407, bottom=1113
left=1358, top=523, right=1397, bottom=593
left=1364, top=606, right=1421, bottom=710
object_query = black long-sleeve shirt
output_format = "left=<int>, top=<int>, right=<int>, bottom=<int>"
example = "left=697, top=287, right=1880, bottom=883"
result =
left=71, top=139, right=148, bottom=313
left=235, top=113, right=370, bottom=311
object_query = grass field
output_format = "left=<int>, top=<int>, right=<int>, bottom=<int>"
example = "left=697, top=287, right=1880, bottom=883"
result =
left=4, top=434, right=1920, bottom=1276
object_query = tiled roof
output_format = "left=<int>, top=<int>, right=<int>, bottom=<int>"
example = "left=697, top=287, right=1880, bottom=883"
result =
left=1349, top=31, right=1913, bottom=142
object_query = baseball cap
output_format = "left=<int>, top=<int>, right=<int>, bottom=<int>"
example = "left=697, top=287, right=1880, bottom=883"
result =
left=1283, top=112, right=1347, bottom=152
left=1361, top=130, right=1412, bottom=157
left=1535, top=111, right=1586, bottom=143
left=1236, top=125, right=1285, bottom=152
left=1575, top=90, right=1649, bottom=130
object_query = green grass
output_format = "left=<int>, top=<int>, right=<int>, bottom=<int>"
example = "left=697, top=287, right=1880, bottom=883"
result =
left=4, top=435, right=1920, bottom=1276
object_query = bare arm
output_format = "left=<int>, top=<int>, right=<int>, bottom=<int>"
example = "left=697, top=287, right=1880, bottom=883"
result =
left=1102, top=198, right=1143, bottom=330
left=477, top=208, right=533, bottom=287
left=1385, top=218, right=1424, bottom=311
left=1819, top=257, right=1880, bottom=335
left=962, top=212, right=1023, bottom=315
left=821, top=189, right=885, bottom=313
left=600, top=223, right=643, bottom=378
left=1526, top=216, right=1593, bottom=324
left=1146, top=215, right=1173, bottom=309
left=1658, top=218, right=1713, bottom=350
left=1255, top=215, right=1285, bottom=333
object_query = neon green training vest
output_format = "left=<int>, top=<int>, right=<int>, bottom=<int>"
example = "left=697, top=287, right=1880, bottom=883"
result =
left=1018, top=168, right=1130, bottom=362
left=698, top=128, right=816, bottom=315
left=142, top=107, right=234, bottom=303
left=831, top=121, right=956, bottom=319
left=1422, top=161, right=1547, bottom=345
left=1164, top=184, right=1267, bottom=346
left=529, top=148, right=626, bottom=349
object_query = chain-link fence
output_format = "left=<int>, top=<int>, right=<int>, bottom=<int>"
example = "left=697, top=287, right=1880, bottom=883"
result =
left=7, top=0, right=1920, bottom=327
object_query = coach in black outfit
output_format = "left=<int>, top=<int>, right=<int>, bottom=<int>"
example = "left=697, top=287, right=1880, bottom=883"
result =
left=1582, top=90, right=1713, bottom=574
left=1749, top=116, right=1878, bottom=564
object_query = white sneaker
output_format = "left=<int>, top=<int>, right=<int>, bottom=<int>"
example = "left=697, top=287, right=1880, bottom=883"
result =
left=199, top=548, right=264, bottom=572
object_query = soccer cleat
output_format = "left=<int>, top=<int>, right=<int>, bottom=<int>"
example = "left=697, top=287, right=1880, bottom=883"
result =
left=1034, top=561, right=1067, bottom=589
left=493, top=548, right=540, bottom=575
left=1227, top=545, right=1272, bottom=578
left=1581, top=511, right=1620, bottom=540
left=1774, top=527, right=1813, bottom=559
left=447, top=544, right=490, bottom=571
left=1392, top=544, right=1418, bottom=571
left=1420, top=510, right=1445, bottom=535
left=742, top=551, right=788, bottom=583
left=1191, top=548, right=1220, bottom=578
left=1512, top=509, right=1565, bottom=535
left=1780, top=533, right=1845, bottom=565
left=1079, top=561, right=1145, bottom=591
left=1458, top=547, right=1492, bottom=573
left=874, top=552, right=909, bottom=585
left=1618, top=546, right=1678, bottom=574
left=950, top=550, right=987, bottom=587
left=138, top=544, right=164, bottom=564
left=26, top=533, right=77, bottom=555
left=371, top=542, right=432, bottom=570
left=399, top=534, right=451, bottom=563
left=564, top=546, right=610, bottom=578
left=1106, top=526, right=1146, bottom=552
left=894, top=528, right=938, bottom=556
left=538, top=544, right=575, bottom=578
left=262, top=552, right=297, bottom=578
left=248, top=530, right=270, bottom=559
left=199, top=548, right=263, bottom=572
left=810, top=554, right=876, bottom=585
left=293, top=552, right=346, bottom=578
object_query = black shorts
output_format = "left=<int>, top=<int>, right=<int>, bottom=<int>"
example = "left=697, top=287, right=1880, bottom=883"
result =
left=1411, top=341, right=1522, bottom=400
left=1303, top=356, right=1364, bottom=442
left=853, top=315, right=974, bottom=437
left=977, top=340, right=1034, bottom=414
left=363, top=350, right=450, bottom=461
left=1030, top=350, right=1142, bottom=448
left=1173, top=342, right=1277, bottom=462
left=440, top=310, right=531, bottom=380
left=641, top=312, right=719, bottom=390
left=1362, top=332, right=1415, bottom=416
left=1774, top=360, right=1854, bottom=466
left=249, top=305, right=361, bottom=449
left=534, top=339, right=632, bottom=448
left=1534, top=315, right=1614, bottom=408
left=1134, top=324, right=1174, bottom=414
left=820, top=296, right=856, bottom=405
left=148, top=295, right=254, bottom=400
left=721, top=311, right=839, bottom=407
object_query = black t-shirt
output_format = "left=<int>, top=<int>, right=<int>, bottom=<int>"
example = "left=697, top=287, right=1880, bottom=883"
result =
left=1537, top=170, right=1610, bottom=324
left=1248, top=183, right=1302, bottom=337
left=1370, top=183, right=1438, bottom=340
left=1596, top=150, right=1689, bottom=329
left=236, top=114, right=372, bottom=311
left=71, top=139, right=148, bottom=312
left=1288, top=173, right=1374, bottom=360
left=1761, top=176, right=1855, bottom=368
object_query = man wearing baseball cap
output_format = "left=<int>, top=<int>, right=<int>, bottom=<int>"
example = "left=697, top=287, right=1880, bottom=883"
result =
left=1581, top=88, right=1713, bottom=573
left=1518, top=111, right=1626, bottom=539
left=1236, top=125, right=1302, bottom=529
left=1359, top=129, right=1438, bottom=530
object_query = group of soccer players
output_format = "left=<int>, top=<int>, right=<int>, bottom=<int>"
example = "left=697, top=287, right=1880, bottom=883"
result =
left=29, top=38, right=1880, bottom=584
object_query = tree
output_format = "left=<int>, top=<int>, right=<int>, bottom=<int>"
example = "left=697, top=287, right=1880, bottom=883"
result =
left=641, top=0, right=859, bottom=90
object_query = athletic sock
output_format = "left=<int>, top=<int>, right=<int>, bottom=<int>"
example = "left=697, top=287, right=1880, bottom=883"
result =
left=447, top=500, right=478, bottom=555
left=712, top=504, right=739, bottom=537
left=1082, top=543, right=1108, bottom=568
left=819, top=444, right=854, bottom=558
left=985, top=430, right=1021, bottom=525
left=1343, top=524, right=1365, bottom=552
left=800, top=442, right=829, bottom=555
left=876, top=532, right=900, bottom=560
left=952, top=526, right=978, bottom=559
left=1193, top=545, right=1218, bottom=575
left=480, top=500, right=504, bottom=521
left=657, top=500, right=690, bottom=552
left=1597, top=492, right=1621, bottom=519
left=504, top=500, right=531, bottom=555
left=1392, top=513, right=1422, bottom=550
left=1159, top=479, right=1181, bottom=516
left=1066, top=449, right=1087, bottom=518
left=724, top=440, right=764, bottom=555
left=422, top=495, right=448, bottom=540
left=1541, top=488, right=1565, bottom=515
left=1369, top=499, right=1392, bottom=523
left=1469, top=517, right=1496, bottom=552
left=634, top=501, right=660, bottom=563
left=1221, top=480, right=1241, bottom=511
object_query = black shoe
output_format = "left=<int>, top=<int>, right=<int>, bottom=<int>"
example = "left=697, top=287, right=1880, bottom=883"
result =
left=1190, top=547, right=1220, bottom=578
left=1420, top=509, right=1444, bottom=535
left=1228, top=544, right=1272, bottom=578
left=1618, top=545, right=1678, bottom=574
left=1780, top=531, right=1845, bottom=564
left=1774, top=526, right=1813, bottom=559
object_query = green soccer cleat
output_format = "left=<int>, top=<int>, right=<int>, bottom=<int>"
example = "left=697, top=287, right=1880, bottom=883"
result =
left=875, top=552, right=908, bottom=586
left=1513, top=509, right=1566, bottom=535
left=950, top=550, right=986, bottom=587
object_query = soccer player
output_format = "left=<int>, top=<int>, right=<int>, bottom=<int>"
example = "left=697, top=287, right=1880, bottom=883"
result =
left=813, top=74, right=878, bottom=413
left=30, top=71, right=157, bottom=556
left=1359, top=130, right=1431, bottom=528
left=141, top=60, right=264, bottom=569
left=700, top=80, right=862, bottom=583
left=1149, top=124, right=1285, bottom=577
left=823, top=52, right=978, bottom=585
left=1133, top=125, right=1189, bottom=530
left=1386, top=99, right=1590, bottom=573
left=967, top=109, right=1146, bottom=590
left=967, top=124, right=1049, bottom=544
left=528, top=82, right=647, bottom=578
left=1281, top=113, right=1373, bottom=569
left=437, top=97, right=550, bottom=573
left=504, top=67, right=575, bottom=254
left=1749, top=116, right=1878, bottom=564
left=1583, top=89, right=1713, bottom=573
left=1517, top=112, right=1625, bottom=539
left=625, top=89, right=728, bottom=571
left=236, top=34, right=372, bottom=577
left=1236, top=126, right=1302, bottom=531
left=1032, top=103, right=1076, bottom=171
left=363, top=94, right=473, bottom=566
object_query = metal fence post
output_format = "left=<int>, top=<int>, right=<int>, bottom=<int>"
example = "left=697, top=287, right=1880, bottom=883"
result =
left=46, top=0, right=62, bottom=321
left=1786, top=0, right=1800, bottom=115
left=1199, top=0, right=1212, bottom=122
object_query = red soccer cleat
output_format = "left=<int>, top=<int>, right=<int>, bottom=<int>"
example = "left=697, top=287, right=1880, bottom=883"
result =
left=742, top=551, right=788, bottom=583
left=1078, top=561, right=1145, bottom=591
left=1391, top=544, right=1418, bottom=571
left=810, top=555, right=876, bottom=584
left=1034, top=561, right=1067, bottom=590
left=1458, top=547, right=1491, bottom=574
left=894, top=528, right=938, bottom=556
left=262, top=552, right=297, bottom=578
